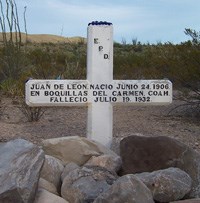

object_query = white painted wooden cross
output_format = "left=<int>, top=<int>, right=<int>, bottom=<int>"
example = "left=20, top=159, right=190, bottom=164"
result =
left=26, top=21, right=172, bottom=148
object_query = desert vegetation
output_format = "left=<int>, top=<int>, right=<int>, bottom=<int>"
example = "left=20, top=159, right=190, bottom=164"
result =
left=0, top=0, right=199, bottom=121
left=0, top=30, right=199, bottom=91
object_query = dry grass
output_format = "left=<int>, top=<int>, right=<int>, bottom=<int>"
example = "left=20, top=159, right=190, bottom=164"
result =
left=0, top=32, right=86, bottom=44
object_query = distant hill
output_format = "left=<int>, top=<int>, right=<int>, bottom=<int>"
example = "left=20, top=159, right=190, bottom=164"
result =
left=0, top=32, right=86, bottom=44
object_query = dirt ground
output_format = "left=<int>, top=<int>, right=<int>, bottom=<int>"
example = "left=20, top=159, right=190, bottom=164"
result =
left=0, top=95, right=200, bottom=154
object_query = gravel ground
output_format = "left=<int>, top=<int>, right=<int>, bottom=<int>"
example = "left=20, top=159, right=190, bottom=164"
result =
left=0, top=96, right=200, bottom=154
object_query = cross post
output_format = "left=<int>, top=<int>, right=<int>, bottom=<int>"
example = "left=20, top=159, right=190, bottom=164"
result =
left=87, top=22, right=113, bottom=146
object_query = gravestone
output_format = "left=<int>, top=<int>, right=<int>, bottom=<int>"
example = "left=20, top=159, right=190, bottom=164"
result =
left=26, top=21, right=172, bottom=148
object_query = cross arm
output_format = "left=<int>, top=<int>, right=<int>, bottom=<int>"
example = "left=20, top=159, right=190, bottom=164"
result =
left=111, top=79, right=172, bottom=105
left=25, top=79, right=90, bottom=107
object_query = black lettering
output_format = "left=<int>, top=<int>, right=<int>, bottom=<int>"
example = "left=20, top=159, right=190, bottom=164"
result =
left=30, top=84, right=34, bottom=90
left=123, top=97, right=130, bottom=102
left=93, top=91, right=97, bottom=96
left=94, top=96, right=116, bottom=102
left=31, top=91, right=40, bottom=96
left=135, top=97, right=151, bottom=102
left=163, top=91, right=169, bottom=96
left=54, top=84, right=64, bottom=89
left=104, top=54, right=109, bottom=59
left=94, top=38, right=98, bottom=44
left=99, top=46, right=103, bottom=51
left=44, top=91, right=48, bottom=96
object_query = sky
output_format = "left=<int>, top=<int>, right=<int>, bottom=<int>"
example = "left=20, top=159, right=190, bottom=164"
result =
left=4, top=0, right=200, bottom=44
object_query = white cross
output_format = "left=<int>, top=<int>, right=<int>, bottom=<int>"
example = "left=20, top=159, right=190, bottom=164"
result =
left=26, top=22, right=172, bottom=148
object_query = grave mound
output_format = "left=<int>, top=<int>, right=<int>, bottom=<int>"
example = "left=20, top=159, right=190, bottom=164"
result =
left=1, top=136, right=200, bottom=202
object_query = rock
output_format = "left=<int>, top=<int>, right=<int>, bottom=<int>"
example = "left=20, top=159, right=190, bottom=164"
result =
left=94, top=174, right=154, bottom=203
left=135, top=167, right=192, bottom=202
left=42, top=136, right=117, bottom=166
left=40, top=155, right=64, bottom=191
left=170, top=199, right=200, bottom=203
left=61, top=162, right=80, bottom=182
left=38, top=178, right=58, bottom=195
left=0, top=139, right=44, bottom=203
left=34, top=189, right=69, bottom=203
left=61, top=165, right=118, bottom=202
left=84, top=154, right=122, bottom=173
left=120, top=135, right=200, bottom=198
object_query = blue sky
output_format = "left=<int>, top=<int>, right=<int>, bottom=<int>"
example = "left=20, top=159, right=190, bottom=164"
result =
left=10, top=0, right=200, bottom=43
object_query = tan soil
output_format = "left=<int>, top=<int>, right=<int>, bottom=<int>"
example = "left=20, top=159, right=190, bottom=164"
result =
left=0, top=95, right=200, bottom=154
left=0, top=32, right=86, bottom=44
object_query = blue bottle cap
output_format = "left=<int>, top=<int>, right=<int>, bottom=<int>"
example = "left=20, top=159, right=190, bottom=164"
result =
left=88, top=21, right=112, bottom=26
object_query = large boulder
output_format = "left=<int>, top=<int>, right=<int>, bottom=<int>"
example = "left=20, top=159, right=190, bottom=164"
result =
left=84, top=154, right=122, bottom=173
left=38, top=178, right=58, bottom=195
left=42, top=136, right=117, bottom=166
left=61, top=165, right=118, bottom=202
left=61, top=162, right=80, bottom=182
left=40, top=155, right=64, bottom=191
left=120, top=135, right=200, bottom=198
left=34, top=189, right=69, bottom=203
left=94, top=174, right=154, bottom=203
left=135, top=167, right=192, bottom=202
left=0, top=139, right=44, bottom=203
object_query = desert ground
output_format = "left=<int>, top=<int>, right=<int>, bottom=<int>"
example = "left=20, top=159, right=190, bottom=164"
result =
left=0, top=92, right=199, bottom=154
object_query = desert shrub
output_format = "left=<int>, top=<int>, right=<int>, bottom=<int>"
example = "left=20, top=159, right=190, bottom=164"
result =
left=18, top=98, right=45, bottom=122
left=158, top=30, right=200, bottom=117
left=0, top=0, right=46, bottom=122
left=0, top=0, right=28, bottom=81
left=113, top=45, right=166, bottom=80
left=26, top=45, right=86, bottom=80
left=0, top=78, right=19, bottom=96
left=27, top=48, right=56, bottom=79
left=63, top=60, right=86, bottom=79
